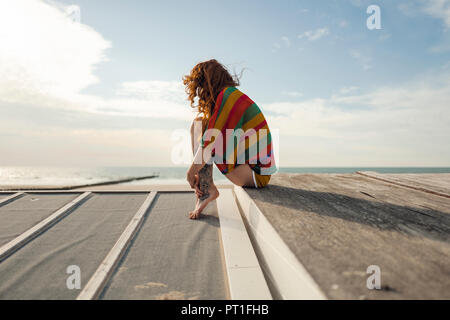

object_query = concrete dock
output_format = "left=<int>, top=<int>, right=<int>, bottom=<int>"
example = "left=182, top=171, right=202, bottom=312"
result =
left=0, top=172, right=448, bottom=300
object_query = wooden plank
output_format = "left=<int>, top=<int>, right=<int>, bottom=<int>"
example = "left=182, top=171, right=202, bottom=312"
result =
left=216, top=189, right=272, bottom=300
left=243, top=173, right=450, bottom=299
left=0, top=192, right=91, bottom=262
left=0, top=192, right=25, bottom=207
left=76, top=191, right=157, bottom=300
left=357, top=171, right=450, bottom=198
left=234, top=186, right=326, bottom=300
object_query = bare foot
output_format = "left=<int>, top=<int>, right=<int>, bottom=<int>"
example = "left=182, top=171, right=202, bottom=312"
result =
left=189, top=186, right=219, bottom=219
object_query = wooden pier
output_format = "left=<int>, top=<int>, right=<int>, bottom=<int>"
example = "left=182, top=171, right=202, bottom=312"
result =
left=0, top=172, right=448, bottom=300
left=242, top=172, right=450, bottom=299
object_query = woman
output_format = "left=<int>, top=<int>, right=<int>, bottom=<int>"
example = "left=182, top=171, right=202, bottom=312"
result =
left=183, top=59, right=276, bottom=219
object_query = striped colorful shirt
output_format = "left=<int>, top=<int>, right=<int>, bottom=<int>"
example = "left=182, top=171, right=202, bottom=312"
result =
left=201, top=86, right=277, bottom=175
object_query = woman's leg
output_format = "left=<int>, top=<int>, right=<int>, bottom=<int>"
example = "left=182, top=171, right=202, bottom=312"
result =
left=189, top=118, right=219, bottom=219
left=224, top=164, right=256, bottom=187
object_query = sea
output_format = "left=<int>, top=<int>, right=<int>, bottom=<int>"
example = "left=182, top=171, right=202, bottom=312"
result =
left=0, top=166, right=449, bottom=187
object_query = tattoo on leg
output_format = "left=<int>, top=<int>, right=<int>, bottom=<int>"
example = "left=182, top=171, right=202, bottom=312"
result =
left=198, top=164, right=212, bottom=201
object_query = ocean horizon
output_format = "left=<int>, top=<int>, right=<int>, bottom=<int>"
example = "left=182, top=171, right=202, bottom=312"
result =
left=0, top=166, right=449, bottom=187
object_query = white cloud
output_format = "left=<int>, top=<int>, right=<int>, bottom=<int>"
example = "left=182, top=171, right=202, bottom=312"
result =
left=272, top=36, right=291, bottom=52
left=0, top=0, right=195, bottom=166
left=399, top=0, right=450, bottom=28
left=0, top=0, right=193, bottom=121
left=422, top=0, right=450, bottom=52
left=298, top=27, right=330, bottom=41
left=281, top=90, right=303, bottom=97
left=262, top=73, right=450, bottom=166
left=281, top=36, right=291, bottom=48
left=2, top=0, right=449, bottom=167
left=429, top=42, right=450, bottom=53
left=422, top=0, right=450, bottom=28
left=349, top=50, right=373, bottom=71
left=398, top=1, right=450, bottom=52
left=0, top=0, right=110, bottom=101
left=398, top=3, right=417, bottom=17
left=271, top=42, right=281, bottom=52
left=339, top=20, right=349, bottom=28
left=339, top=86, right=359, bottom=94
left=378, top=33, right=391, bottom=41
left=98, top=80, right=192, bottom=119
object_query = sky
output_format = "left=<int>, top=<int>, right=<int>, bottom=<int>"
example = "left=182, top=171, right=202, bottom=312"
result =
left=0, top=0, right=449, bottom=167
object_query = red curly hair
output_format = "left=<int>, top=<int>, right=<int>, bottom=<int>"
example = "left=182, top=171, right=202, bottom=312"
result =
left=183, top=59, right=240, bottom=124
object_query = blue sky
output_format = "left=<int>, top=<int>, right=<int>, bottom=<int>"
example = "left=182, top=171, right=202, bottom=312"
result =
left=67, top=0, right=449, bottom=101
left=0, top=0, right=449, bottom=166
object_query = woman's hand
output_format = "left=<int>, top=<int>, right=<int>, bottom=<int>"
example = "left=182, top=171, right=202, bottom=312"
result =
left=193, top=174, right=204, bottom=198
left=187, top=162, right=205, bottom=197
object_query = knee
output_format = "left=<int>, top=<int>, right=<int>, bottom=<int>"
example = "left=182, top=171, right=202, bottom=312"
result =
left=225, top=174, right=245, bottom=187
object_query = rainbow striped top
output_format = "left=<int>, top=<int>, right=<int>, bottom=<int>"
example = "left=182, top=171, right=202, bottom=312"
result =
left=201, top=87, right=277, bottom=175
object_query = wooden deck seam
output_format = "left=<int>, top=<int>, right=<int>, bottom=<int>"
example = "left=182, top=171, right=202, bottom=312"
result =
left=356, top=171, right=450, bottom=199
